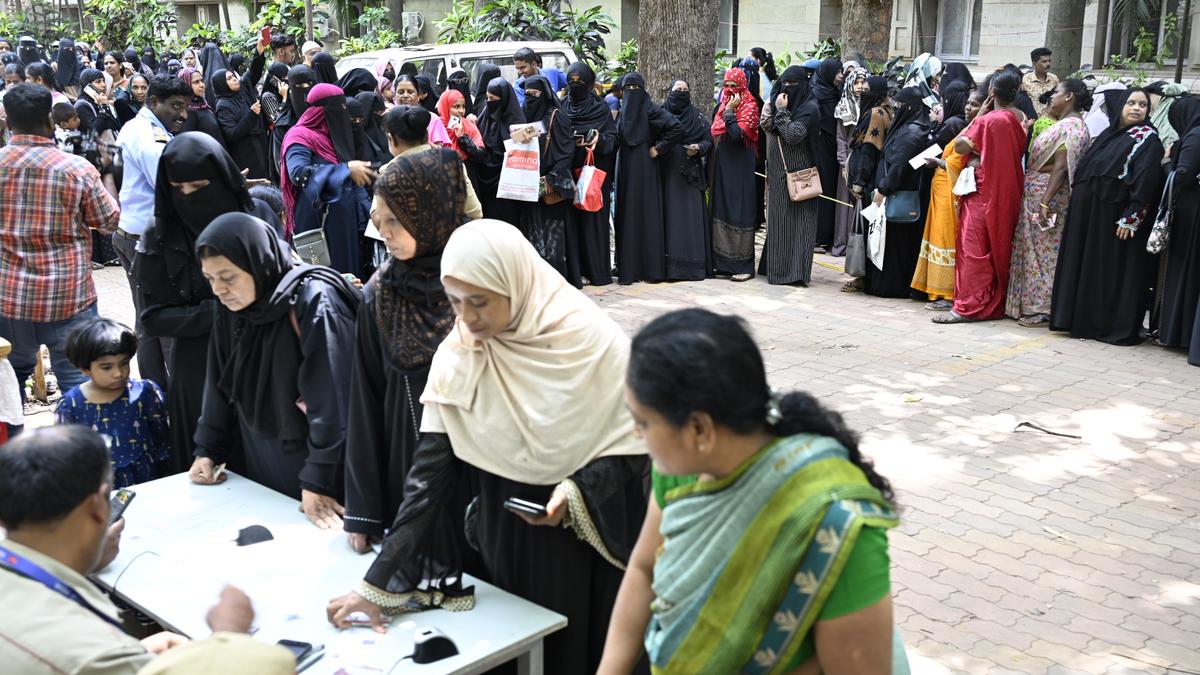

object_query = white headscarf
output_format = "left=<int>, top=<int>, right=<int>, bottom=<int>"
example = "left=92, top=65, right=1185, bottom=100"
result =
left=834, top=66, right=869, bottom=127
left=1086, top=81, right=1128, bottom=138
left=420, top=220, right=645, bottom=485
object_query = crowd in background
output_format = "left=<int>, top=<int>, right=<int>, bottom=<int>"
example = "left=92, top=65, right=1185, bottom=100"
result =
left=0, top=27, right=1195, bottom=675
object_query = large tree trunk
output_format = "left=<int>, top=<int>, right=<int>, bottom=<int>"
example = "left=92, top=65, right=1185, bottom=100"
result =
left=842, top=0, right=892, bottom=64
left=1092, top=0, right=1111, bottom=67
left=638, top=0, right=721, bottom=101
left=388, top=0, right=405, bottom=38
left=1045, top=0, right=1085, bottom=74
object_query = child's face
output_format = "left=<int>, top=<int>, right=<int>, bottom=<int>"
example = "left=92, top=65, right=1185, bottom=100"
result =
left=59, top=115, right=81, bottom=131
left=83, top=354, right=131, bottom=392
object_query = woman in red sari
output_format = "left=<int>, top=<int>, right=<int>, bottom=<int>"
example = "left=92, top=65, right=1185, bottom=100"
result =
left=933, top=70, right=1027, bottom=324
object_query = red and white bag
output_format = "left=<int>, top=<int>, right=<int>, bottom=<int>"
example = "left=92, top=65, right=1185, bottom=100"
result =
left=573, top=148, right=607, bottom=212
left=496, top=138, right=541, bottom=202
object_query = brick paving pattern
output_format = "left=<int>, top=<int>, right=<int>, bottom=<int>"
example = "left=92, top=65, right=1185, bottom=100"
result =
left=80, top=259, right=1200, bottom=674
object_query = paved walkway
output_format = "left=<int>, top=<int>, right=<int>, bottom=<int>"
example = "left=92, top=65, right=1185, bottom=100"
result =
left=80, top=259, right=1200, bottom=673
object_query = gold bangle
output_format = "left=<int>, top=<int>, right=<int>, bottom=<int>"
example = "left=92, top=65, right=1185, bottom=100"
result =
left=1039, top=203, right=1050, bottom=209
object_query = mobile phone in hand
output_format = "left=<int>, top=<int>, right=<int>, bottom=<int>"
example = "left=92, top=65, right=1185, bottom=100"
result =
left=503, top=497, right=548, bottom=518
left=109, top=488, right=135, bottom=524
left=261, top=27, right=272, bottom=42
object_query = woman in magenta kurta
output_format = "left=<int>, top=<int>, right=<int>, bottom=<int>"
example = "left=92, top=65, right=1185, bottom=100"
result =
left=934, top=70, right=1027, bottom=324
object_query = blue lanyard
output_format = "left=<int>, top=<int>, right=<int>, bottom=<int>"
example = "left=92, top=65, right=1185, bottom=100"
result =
left=0, top=543, right=127, bottom=631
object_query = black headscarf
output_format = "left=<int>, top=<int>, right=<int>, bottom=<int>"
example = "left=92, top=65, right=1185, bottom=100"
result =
left=883, top=86, right=932, bottom=161
left=228, top=53, right=246, bottom=76
left=770, top=65, right=812, bottom=116
left=346, top=97, right=371, bottom=161
left=197, top=42, right=228, bottom=106
left=55, top=38, right=81, bottom=89
left=123, top=47, right=138, bottom=68
left=564, top=61, right=609, bottom=133
left=521, top=74, right=559, bottom=124
left=447, top=69, right=472, bottom=115
left=311, top=51, right=338, bottom=84
left=264, top=60, right=290, bottom=99
left=139, top=132, right=254, bottom=304
left=472, top=62, right=501, bottom=116
left=140, top=46, right=158, bottom=72
left=210, top=68, right=237, bottom=99
left=414, top=75, right=438, bottom=113
left=17, top=36, right=41, bottom=66
left=281, top=64, right=317, bottom=124
left=478, top=76, right=524, bottom=149
left=617, top=71, right=652, bottom=147
left=811, top=58, right=843, bottom=131
left=941, top=62, right=975, bottom=91
left=936, top=80, right=971, bottom=145
left=355, top=91, right=391, bottom=162
left=664, top=80, right=709, bottom=144
left=1076, top=88, right=1160, bottom=186
left=373, top=149, right=467, bottom=370
left=195, top=212, right=359, bottom=441
left=317, top=91, right=358, bottom=163
left=1168, top=95, right=1200, bottom=144
left=336, top=68, right=378, bottom=99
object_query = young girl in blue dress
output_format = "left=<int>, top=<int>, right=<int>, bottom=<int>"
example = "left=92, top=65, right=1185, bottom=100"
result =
left=56, top=318, right=170, bottom=487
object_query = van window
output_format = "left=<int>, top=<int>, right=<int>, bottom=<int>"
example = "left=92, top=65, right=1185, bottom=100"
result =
left=397, top=58, right=447, bottom=92
left=460, top=52, right=569, bottom=85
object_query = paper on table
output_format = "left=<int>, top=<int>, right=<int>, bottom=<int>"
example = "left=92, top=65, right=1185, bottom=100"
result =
left=909, top=143, right=942, bottom=169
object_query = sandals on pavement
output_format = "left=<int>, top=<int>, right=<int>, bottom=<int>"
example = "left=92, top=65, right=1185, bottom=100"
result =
left=932, top=311, right=977, bottom=324
left=840, top=279, right=864, bottom=293
left=924, top=299, right=953, bottom=311
left=731, top=274, right=753, bottom=282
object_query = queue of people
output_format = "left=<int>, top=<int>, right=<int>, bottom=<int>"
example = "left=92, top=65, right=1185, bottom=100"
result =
left=0, top=30, right=1193, bottom=675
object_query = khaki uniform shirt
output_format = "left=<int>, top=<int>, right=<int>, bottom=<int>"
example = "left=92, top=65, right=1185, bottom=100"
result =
left=1022, top=71, right=1060, bottom=118
left=0, top=539, right=152, bottom=675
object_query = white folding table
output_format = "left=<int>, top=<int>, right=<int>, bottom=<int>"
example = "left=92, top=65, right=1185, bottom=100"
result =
left=94, top=473, right=566, bottom=674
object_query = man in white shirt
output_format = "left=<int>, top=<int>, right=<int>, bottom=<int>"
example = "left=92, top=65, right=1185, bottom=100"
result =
left=113, top=74, right=192, bottom=392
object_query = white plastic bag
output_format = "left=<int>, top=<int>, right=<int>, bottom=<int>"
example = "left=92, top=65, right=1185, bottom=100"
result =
left=862, top=199, right=887, bottom=270
left=496, top=137, right=541, bottom=202
left=953, top=166, right=976, bottom=196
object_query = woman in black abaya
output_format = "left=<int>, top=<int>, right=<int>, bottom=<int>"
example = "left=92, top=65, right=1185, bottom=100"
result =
left=191, top=213, right=360, bottom=523
left=212, top=53, right=269, bottom=179
left=1158, top=97, right=1200, bottom=361
left=354, top=91, right=392, bottom=163
left=761, top=65, right=821, bottom=285
left=475, top=76, right=526, bottom=224
left=1051, top=88, right=1164, bottom=345
left=866, top=86, right=933, bottom=298
left=472, top=63, right=501, bottom=117
left=520, top=75, right=576, bottom=280
left=344, top=150, right=468, bottom=551
left=658, top=78, right=713, bottom=281
left=810, top=58, right=844, bottom=251
left=312, top=51, right=339, bottom=85
left=614, top=72, right=683, bottom=284
left=564, top=61, right=618, bottom=286
left=133, top=133, right=281, bottom=472
left=272, top=65, right=318, bottom=174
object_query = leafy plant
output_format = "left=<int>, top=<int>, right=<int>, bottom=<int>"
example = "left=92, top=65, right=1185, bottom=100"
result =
left=337, top=6, right=405, bottom=56
left=250, top=0, right=307, bottom=41
left=84, top=0, right=177, bottom=50
left=554, top=5, right=613, bottom=67
left=437, top=0, right=614, bottom=69
left=599, top=37, right=638, bottom=83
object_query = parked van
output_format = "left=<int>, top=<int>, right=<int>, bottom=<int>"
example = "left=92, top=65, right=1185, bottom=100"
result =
left=334, top=41, right=579, bottom=92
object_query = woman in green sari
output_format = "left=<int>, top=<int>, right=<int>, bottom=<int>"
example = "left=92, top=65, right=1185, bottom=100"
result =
left=598, top=308, right=907, bottom=675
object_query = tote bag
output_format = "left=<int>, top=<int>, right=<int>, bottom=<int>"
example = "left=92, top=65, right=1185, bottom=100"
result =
left=497, top=137, right=541, bottom=202
left=844, top=199, right=868, bottom=278
left=573, top=148, right=607, bottom=212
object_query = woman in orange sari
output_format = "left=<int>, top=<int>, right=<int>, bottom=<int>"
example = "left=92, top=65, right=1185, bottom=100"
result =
left=911, top=82, right=979, bottom=306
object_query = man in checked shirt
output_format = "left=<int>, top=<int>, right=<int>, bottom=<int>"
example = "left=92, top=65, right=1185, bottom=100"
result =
left=0, top=84, right=120, bottom=416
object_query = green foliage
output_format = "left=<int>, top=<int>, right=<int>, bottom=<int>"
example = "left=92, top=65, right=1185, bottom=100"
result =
left=437, top=0, right=614, bottom=68
left=0, top=0, right=74, bottom=48
left=598, top=38, right=639, bottom=83
left=84, top=0, right=177, bottom=50
left=1103, top=54, right=1151, bottom=86
left=250, top=0, right=308, bottom=41
left=337, top=6, right=405, bottom=56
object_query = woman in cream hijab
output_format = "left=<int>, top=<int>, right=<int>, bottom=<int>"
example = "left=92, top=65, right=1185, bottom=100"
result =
left=328, top=220, right=650, bottom=674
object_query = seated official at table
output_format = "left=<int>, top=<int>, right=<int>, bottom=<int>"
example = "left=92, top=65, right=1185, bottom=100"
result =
left=188, top=214, right=361, bottom=530
left=0, top=426, right=290, bottom=675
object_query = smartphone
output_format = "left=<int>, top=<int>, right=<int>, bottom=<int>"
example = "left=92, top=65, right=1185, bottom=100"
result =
left=261, top=27, right=272, bottom=42
left=1038, top=212, right=1058, bottom=232
left=503, top=497, right=548, bottom=518
left=277, top=640, right=324, bottom=671
left=109, top=488, right=135, bottom=524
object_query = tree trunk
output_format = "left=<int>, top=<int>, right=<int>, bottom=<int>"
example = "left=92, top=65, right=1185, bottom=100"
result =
left=221, top=0, right=232, bottom=30
left=388, top=0, right=405, bottom=39
left=638, top=0, right=721, bottom=101
left=1092, top=0, right=1111, bottom=67
left=1044, top=0, right=1085, bottom=74
left=842, top=0, right=892, bottom=64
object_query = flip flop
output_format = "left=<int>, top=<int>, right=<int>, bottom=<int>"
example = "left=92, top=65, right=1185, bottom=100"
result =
left=924, top=299, right=952, bottom=311
left=840, top=279, right=863, bottom=293
left=731, top=274, right=753, bottom=282
left=932, top=311, right=976, bottom=324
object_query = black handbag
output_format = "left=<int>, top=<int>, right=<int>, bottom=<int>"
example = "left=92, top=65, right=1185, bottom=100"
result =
left=884, top=190, right=921, bottom=223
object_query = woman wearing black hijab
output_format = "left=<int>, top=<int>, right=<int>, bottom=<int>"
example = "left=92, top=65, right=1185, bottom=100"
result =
left=563, top=61, right=617, bottom=286
left=865, top=86, right=934, bottom=298
left=140, top=46, right=158, bottom=75
left=75, top=67, right=120, bottom=138
left=336, top=68, right=379, bottom=100
left=519, top=74, right=576, bottom=280
left=212, top=68, right=268, bottom=178
left=658, top=78, right=713, bottom=281
left=113, top=72, right=148, bottom=127
left=475, top=76, right=526, bottom=224
left=612, top=72, right=683, bottom=284
left=1158, top=96, right=1200, bottom=360
left=414, top=75, right=439, bottom=113
left=55, top=38, right=82, bottom=100
left=346, top=97, right=374, bottom=163
left=941, top=62, right=975, bottom=92
left=1052, top=88, right=1164, bottom=345
left=311, top=51, right=338, bottom=84
left=344, top=151, right=469, bottom=551
left=810, top=58, right=844, bottom=252
left=196, top=42, right=229, bottom=106
left=472, top=62, right=501, bottom=117
left=133, top=132, right=282, bottom=472
left=272, top=64, right=318, bottom=178
left=447, top=69, right=472, bottom=113
left=761, top=64, right=821, bottom=285
left=190, top=212, right=360, bottom=524
left=354, top=91, right=392, bottom=163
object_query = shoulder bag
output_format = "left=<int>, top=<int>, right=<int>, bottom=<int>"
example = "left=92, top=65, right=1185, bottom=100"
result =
left=292, top=206, right=332, bottom=266
left=776, top=135, right=822, bottom=202
left=541, top=110, right=570, bottom=205
left=884, top=189, right=922, bottom=223
left=1147, top=171, right=1175, bottom=254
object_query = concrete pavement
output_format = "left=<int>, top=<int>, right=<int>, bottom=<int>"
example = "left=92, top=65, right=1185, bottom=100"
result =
left=76, top=258, right=1200, bottom=674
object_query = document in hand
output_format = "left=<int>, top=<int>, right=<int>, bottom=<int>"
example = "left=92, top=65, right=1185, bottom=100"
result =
left=908, top=143, right=943, bottom=169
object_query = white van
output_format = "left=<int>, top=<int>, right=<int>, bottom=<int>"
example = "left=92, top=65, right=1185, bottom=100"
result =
left=334, top=41, right=579, bottom=91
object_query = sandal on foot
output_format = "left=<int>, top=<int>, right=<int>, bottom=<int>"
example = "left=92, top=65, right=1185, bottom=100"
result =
left=932, top=311, right=976, bottom=324
left=1017, top=315, right=1049, bottom=328
left=924, top=299, right=953, bottom=311
left=731, top=273, right=753, bottom=282
left=840, top=279, right=864, bottom=293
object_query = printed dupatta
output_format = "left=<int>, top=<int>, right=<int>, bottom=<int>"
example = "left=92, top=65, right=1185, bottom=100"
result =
left=646, top=434, right=898, bottom=674
left=1028, top=116, right=1092, bottom=186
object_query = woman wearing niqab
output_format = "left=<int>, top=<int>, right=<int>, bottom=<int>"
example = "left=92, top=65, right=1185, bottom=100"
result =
left=711, top=67, right=760, bottom=279
left=133, top=133, right=282, bottom=472
left=328, top=221, right=650, bottom=675
left=519, top=75, right=577, bottom=280
left=474, top=76, right=526, bottom=224
left=810, top=58, right=844, bottom=251
left=563, top=61, right=618, bottom=286
left=657, top=78, right=713, bottom=280
left=1156, top=96, right=1200, bottom=362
